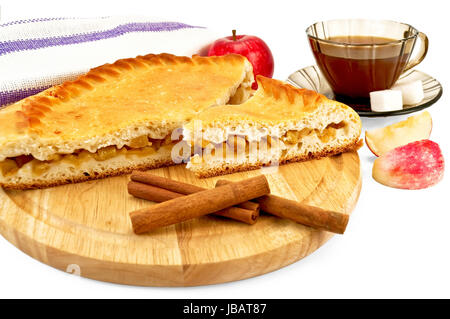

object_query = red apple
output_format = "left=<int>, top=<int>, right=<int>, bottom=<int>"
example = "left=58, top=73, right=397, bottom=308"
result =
left=208, top=30, right=274, bottom=89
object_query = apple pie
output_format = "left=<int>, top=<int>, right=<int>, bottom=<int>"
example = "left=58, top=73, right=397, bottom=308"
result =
left=0, top=53, right=253, bottom=189
left=184, top=76, right=362, bottom=177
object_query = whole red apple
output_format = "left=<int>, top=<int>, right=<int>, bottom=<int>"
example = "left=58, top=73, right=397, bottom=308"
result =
left=208, top=30, right=274, bottom=89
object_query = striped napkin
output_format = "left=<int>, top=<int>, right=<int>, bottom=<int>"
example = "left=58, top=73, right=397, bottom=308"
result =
left=0, top=16, right=218, bottom=107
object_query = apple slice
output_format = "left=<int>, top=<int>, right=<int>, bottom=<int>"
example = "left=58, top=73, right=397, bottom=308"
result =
left=372, top=140, right=444, bottom=190
left=365, top=111, right=432, bottom=156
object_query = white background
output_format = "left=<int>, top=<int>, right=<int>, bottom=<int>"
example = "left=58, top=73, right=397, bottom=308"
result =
left=0, top=0, right=449, bottom=298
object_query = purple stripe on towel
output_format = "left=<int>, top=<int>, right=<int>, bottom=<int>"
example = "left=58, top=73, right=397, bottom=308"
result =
left=0, top=86, right=51, bottom=107
left=0, top=17, right=71, bottom=28
left=0, top=17, right=111, bottom=28
left=0, top=22, right=203, bottom=56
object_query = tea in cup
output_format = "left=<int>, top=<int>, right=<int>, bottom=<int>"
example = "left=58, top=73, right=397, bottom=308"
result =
left=306, top=19, right=428, bottom=107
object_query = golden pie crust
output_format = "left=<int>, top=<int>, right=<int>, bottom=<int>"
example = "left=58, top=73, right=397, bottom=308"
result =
left=0, top=53, right=253, bottom=189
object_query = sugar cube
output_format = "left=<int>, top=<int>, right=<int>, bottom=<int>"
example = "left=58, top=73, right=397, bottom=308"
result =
left=392, top=80, right=424, bottom=105
left=370, top=90, right=403, bottom=112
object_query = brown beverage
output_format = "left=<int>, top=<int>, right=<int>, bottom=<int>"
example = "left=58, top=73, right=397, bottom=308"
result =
left=309, top=35, right=412, bottom=104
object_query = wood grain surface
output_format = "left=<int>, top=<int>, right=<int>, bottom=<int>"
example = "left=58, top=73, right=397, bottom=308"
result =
left=0, top=151, right=361, bottom=286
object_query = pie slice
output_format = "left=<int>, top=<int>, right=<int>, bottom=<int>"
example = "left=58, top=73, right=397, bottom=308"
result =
left=0, top=53, right=253, bottom=189
left=184, top=76, right=362, bottom=177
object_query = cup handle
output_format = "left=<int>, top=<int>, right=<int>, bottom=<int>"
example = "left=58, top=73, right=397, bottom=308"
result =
left=403, top=32, right=429, bottom=72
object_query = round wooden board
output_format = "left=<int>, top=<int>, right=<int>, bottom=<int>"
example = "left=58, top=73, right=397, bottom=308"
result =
left=0, top=151, right=361, bottom=286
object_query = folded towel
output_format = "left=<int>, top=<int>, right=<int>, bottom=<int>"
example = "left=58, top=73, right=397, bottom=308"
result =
left=0, top=16, right=218, bottom=106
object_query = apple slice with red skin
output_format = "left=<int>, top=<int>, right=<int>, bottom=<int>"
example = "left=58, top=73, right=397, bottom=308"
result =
left=372, top=140, right=444, bottom=190
left=365, top=111, right=432, bottom=156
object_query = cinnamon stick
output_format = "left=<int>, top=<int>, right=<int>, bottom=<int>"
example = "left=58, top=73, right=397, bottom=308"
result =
left=129, top=175, right=270, bottom=234
left=130, top=171, right=259, bottom=212
left=128, top=181, right=258, bottom=225
left=216, top=179, right=349, bottom=234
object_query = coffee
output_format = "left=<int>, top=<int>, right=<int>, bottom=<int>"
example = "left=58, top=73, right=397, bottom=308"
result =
left=310, top=36, right=411, bottom=103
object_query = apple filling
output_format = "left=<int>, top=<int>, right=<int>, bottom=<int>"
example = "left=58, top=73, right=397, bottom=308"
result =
left=0, top=134, right=181, bottom=177
left=282, top=121, right=347, bottom=145
left=193, top=121, right=348, bottom=162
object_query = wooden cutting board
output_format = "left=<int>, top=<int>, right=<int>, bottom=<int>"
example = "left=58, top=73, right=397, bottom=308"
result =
left=0, top=151, right=361, bottom=286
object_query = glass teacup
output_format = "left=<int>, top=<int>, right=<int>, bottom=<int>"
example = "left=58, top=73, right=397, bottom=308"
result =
left=306, top=19, right=428, bottom=107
